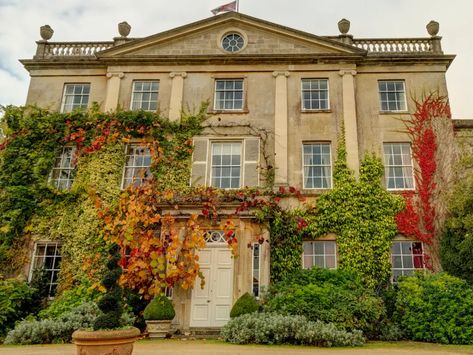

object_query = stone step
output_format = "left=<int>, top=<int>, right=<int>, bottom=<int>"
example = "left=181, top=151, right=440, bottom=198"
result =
left=189, top=327, right=222, bottom=339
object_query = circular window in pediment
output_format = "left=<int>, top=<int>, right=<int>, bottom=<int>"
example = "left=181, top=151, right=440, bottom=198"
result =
left=222, top=33, right=245, bottom=53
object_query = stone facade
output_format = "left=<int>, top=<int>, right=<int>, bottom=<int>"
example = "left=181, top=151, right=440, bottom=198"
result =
left=20, top=12, right=458, bottom=331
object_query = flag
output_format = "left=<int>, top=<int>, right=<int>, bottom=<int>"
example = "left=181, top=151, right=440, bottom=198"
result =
left=211, top=1, right=237, bottom=15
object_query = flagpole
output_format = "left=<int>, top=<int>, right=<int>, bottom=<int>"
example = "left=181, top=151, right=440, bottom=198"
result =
left=236, top=0, right=239, bottom=12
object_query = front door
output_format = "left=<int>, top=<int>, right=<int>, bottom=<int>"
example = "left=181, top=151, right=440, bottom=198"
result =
left=190, top=245, right=234, bottom=327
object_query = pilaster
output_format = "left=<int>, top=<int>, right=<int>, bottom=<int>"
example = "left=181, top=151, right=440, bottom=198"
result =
left=272, top=71, right=290, bottom=186
left=339, top=69, right=360, bottom=176
left=169, top=72, right=187, bottom=121
left=104, top=72, right=124, bottom=112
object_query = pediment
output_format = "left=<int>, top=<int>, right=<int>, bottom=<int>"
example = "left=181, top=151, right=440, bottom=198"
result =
left=98, top=12, right=364, bottom=58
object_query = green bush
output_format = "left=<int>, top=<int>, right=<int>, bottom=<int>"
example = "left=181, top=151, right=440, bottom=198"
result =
left=222, top=312, right=364, bottom=347
left=230, top=292, right=259, bottom=318
left=39, top=281, right=99, bottom=319
left=4, top=302, right=100, bottom=344
left=263, top=268, right=384, bottom=335
left=143, top=294, right=175, bottom=321
left=394, top=272, right=473, bottom=344
left=0, top=278, right=37, bottom=336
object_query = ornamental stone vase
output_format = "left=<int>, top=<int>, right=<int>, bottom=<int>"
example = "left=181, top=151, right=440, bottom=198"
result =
left=337, top=18, right=350, bottom=34
left=118, top=21, right=131, bottom=37
left=145, top=320, right=172, bottom=339
left=426, top=20, right=439, bottom=36
left=72, top=327, right=140, bottom=355
left=40, top=25, right=54, bottom=41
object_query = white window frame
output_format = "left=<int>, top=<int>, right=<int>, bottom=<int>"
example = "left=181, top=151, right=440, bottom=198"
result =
left=121, top=144, right=152, bottom=189
left=383, top=143, right=415, bottom=191
left=130, top=80, right=159, bottom=112
left=301, top=78, right=330, bottom=111
left=302, top=240, right=337, bottom=269
left=378, top=80, right=407, bottom=112
left=60, top=83, right=90, bottom=113
left=302, top=142, right=332, bottom=190
left=213, top=79, right=244, bottom=111
left=50, top=146, right=76, bottom=190
left=391, top=240, right=425, bottom=281
left=252, top=243, right=261, bottom=299
left=29, top=241, right=62, bottom=297
left=210, top=141, right=242, bottom=189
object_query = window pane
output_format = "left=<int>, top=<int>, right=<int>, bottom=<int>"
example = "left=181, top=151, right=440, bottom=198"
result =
left=211, top=142, right=241, bottom=188
left=378, top=80, right=406, bottom=112
left=122, top=144, right=152, bottom=189
left=303, top=143, right=331, bottom=189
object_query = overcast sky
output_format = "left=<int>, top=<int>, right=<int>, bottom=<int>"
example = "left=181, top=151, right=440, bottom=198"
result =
left=0, top=0, right=472, bottom=118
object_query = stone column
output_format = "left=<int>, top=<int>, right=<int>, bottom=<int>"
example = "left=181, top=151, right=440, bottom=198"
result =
left=272, top=71, right=290, bottom=186
left=339, top=69, right=360, bottom=176
left=169, top=72, right=187, bottom=121
left=104, top=72, right=124, bottom=112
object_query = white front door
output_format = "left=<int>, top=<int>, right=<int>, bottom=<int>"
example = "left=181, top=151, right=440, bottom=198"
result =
left=190, top=246, right=234, bottom=327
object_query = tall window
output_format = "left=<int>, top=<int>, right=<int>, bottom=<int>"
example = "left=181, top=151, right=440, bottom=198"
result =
left=378, top=80, right=407, bottom=112
left=131, top=81, right=159, bottom=111
left=51, top=146, right=76, bottom=190
left=214, top=79, right=244, bottom=111
left=391, top=241, right=424, bottom=281
left=29, top=242, right=62, bottom=297
left=252, top=243, right=261, bottom=298
left=303, top=241, right=337, bottom=269
left=211, top=142, right=241, bottom=189
left=303, top=143, right=332, bottom=189
left=383, top=143, right=414, bottom=190
left=122, top=144, right=152, bottom=188
left=61, top=83, right=90, bottom=113
left=301, top=79, right=329, bottom=110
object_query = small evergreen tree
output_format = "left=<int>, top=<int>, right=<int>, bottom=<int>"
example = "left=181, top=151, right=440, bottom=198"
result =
left=93, top=243, right=123, bottom=330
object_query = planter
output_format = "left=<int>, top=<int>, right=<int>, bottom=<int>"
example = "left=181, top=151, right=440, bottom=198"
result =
left=72, top=327, right=140, bottom=355
left=145, top=320, right=172, bottom=339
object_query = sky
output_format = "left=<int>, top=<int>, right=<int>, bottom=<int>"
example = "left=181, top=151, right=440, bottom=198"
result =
left=0, top=0, right=472, bottom=118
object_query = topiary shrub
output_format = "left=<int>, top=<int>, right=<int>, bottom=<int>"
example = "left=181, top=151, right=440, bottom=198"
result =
left=230, top=292, right=259, bottom=318
left=394, top=272, right=473, bottom=344
left=263, top=268, right=385, bottom=335
left=143, top=294, right=175, bottom=321
left=222, top=312, right=364, bottom=347
left=93, top=243, right=123, bottom=330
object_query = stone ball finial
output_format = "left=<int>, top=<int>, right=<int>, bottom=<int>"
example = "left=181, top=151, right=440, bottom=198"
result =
left=338, top=18, right=350, bottom=35
left=118, top=21, right=131, bottom=37
left=40, top=25, right=54, bottom=41
left=426, top=20, right=439, bottom=37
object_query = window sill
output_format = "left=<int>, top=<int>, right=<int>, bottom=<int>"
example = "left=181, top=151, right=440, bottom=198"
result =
left=379, top=111, right=410, bottom=115
left=301, top=109, right=332, bottom=114
left=208, top=109, right=249, bottom=115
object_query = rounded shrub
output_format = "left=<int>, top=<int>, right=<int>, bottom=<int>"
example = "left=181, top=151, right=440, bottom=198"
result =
left=230, top=292, right=259, bottom=318
left=263, top=267, right=385, bottom=335
left=143, top=294, right=175, bottom=321
left=394, top=272, right=473, bottom=344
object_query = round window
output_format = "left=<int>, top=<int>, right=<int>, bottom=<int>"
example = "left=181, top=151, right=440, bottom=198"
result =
left=221, top=33, right=245, bottom=53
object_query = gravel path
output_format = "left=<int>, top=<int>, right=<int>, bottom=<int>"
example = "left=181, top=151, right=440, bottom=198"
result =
left=1, top=340, right=473, bottom=355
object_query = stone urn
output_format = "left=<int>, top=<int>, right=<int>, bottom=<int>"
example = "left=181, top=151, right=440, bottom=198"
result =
left=426, top=20, right=439, bottom=36
left=118, top=21, right=131, bottom=37
left=40, top=25, right=54, bottom=41
left=72, top=327, right=140, bottom=355
left=338, top=18, right=350, bottom=34
left=145, top=320, right=172, bottom=339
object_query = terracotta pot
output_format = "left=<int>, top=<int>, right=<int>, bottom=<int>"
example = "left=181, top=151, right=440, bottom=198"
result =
left=72, top=327, right=140, bottom=355
left=118, top=22, right=131, bottom=37
left=426, top=20, right=439, bottom=36
left=40, top=25, right=54, bottom=41
left=337, top=18, right=350, bottom=34
left=145, top=320, right=172, bottom=339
